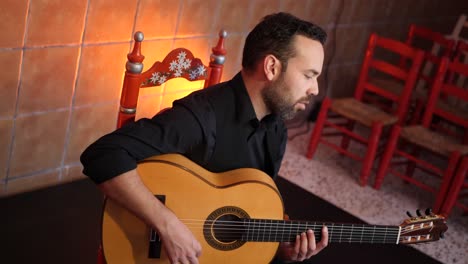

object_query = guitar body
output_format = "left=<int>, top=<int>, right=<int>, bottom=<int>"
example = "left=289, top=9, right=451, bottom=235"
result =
left=102, top=154, right=285, bottom=264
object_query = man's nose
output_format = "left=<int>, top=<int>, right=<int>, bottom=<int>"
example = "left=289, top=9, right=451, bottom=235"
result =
left=307, top=85, right=319, bottom=96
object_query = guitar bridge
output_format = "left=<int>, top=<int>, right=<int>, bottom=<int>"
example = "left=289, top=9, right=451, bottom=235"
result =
left=148, top=195, right=165, bottom=259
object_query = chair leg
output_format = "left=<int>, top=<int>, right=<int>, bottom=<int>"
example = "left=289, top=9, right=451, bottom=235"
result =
left=374, top=125, right=401, bottom=189
left=463, top=129, right=468, bottom=145
left=440, top=156, right=468, bottom=217
left=360, top=121, right=383, bottom=186
left=306, top=97, right=332, bottom=159
left=340, top=120, right=355, bottom=151
left=434, top=152, right=460, bottom=212
left=97, top=245, right=107, bottom=264
left=409, top=99, right=424, bottom=125
left=404, top=145, right=420, bottom=180
left=434, top=152, right=463, bottom=214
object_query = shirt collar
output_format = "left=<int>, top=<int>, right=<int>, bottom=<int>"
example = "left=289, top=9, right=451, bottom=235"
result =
left=229, top=72, right=280, bottom=130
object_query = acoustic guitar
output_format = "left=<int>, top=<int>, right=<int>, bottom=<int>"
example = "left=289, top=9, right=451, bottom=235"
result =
left=101, top=154, right=448, bottom=263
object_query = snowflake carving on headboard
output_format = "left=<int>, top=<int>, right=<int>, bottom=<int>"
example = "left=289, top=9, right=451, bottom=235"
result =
left=141, top=49, right=207, bottom=87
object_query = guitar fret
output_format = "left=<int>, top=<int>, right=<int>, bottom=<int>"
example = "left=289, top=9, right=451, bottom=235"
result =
left=242, top=219, right=245, bottom=241
left=289, top=220, right=292, bottom=241
left=246, top=219, right=249, bottom=241
left=360, top=224, right=364, bottom=243
left=296, top=220, right=300, bottom=239
left=371, top=225, right=375, bottom=244
left=260, top=219, right=264, bottom=242
left=384, top=226, right=387, bottom=244
left=268, top=219, right=272, bottom=242
left=281, top=220, right=285, bottom=241
left=273, top=220, right=278, bottom=241
left=262, top=219, right=266, bottom=242
left=339, top=223, right=343, bottom=243
left=252, top=219, right=257, bottom=241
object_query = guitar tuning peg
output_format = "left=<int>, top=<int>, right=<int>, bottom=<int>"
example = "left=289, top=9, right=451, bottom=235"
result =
left=416, top=209, right=422, bottom=217
left=425, top=208, right=432, bottom=215
left=406, top=211, right=413, bottom=217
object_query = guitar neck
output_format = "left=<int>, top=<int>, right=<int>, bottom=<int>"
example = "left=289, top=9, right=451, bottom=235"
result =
left=241, top=219, right=400, bottom=244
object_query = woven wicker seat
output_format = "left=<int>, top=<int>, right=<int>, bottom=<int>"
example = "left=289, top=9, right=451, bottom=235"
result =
left=401, top=125, right=468, bottom=156
left=331, top=98, right=398, bottom=127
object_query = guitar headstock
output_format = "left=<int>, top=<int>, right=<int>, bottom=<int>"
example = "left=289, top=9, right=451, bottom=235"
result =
left=399, top=209, right=448, bottom=245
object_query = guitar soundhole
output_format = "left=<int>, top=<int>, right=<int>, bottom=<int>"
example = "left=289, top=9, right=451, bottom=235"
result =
left=213, top=214, right=243, bottom=243
left=203, top=206, right=249, bottom=251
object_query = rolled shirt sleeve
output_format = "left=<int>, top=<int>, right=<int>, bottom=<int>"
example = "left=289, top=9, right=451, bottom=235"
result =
left=80, top=99, right=208, bottom=184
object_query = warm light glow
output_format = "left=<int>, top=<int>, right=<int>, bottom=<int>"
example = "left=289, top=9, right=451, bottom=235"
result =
left=164, top=77, right=205, bottom=92
left=159, top=78, right=204, bottom=111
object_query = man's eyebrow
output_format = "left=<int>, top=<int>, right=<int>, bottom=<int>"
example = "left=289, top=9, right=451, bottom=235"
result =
left=305, top=69, right=320, bottom=75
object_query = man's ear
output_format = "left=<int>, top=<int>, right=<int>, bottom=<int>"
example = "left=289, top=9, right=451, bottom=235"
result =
left=263, top=55, right=281, bottom=81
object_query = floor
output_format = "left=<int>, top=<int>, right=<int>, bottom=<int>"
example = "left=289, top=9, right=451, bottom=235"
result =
left=279, top=123, right=468, bottom=264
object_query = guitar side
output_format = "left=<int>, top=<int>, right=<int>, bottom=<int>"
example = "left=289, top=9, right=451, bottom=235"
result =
left=102, top=154, right=285, bottom=264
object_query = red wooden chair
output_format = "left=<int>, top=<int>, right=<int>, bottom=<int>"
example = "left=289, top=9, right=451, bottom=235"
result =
left=374, top=57, right=468, bottom=214
left=440, top=156, right=468, bottom=216
left=407, top=25, right=456, bottom=125
left=117, top=30, right=227, bottom=128
left=403, top=24, right=455, bottom=90
left=97, top=30, right=227, bottom=264
left=306, top=33, right=424, bottom=186
left=370, top=25, right=456, bottom=124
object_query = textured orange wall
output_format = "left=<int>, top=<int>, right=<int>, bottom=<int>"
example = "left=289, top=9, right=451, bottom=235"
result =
left=0, top=0, right=465, bottom=196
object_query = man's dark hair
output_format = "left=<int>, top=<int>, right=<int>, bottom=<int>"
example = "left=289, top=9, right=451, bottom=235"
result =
left=242, top=12, right=327, bottom=72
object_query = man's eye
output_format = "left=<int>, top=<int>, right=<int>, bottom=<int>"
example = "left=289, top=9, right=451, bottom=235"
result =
left=305, top=75, right=312, bottom=79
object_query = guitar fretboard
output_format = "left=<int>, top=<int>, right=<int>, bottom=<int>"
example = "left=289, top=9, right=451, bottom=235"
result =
left=240, top=219, right=400, bottom=244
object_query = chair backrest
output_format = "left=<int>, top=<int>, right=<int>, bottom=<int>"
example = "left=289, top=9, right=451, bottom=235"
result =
left=117, top=30, right=227, bottom=128
left=354, top=33, right=424, bottom=124
left=402, top=24, right=456, bottom=88
left=449, top=40, right=468, bottom=86
left=422, top=57, right=468, bottom=137
left=453, top=40, right=468, bottom=62
left=449, top=14, right=468, bottom=42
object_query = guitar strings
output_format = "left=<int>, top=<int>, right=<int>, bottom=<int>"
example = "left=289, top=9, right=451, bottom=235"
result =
left=162, top=219, right=406, bottom=242
left=179, top=218, right=425, bottom=234
left=178, top=219, right=413, bottom=232
left=167, top=219, right=427, bottom=242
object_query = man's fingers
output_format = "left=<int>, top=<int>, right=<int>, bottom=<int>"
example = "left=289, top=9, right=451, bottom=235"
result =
left=188, top=255, right=200, bottom=264
left=194, top=241, right=202, bottom=257
left=305, top=229, right=316, bottom=258
left=297, top=232, right=309, bottom=260
left=316, top=225, right=329, bottom=250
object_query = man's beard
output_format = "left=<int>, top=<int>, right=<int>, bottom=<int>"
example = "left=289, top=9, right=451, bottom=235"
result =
left=262, top=75, right=310, bottom=120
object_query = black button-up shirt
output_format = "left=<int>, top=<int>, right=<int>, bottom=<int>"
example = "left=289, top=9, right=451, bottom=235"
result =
left=80, top=73, right=288, bottom=184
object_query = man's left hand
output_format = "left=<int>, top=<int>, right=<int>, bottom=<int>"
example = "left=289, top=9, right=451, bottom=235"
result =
left=276, top=226, right=329, bottom=262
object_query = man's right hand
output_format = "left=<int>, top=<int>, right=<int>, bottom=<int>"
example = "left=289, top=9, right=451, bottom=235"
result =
left=157, top=208, right=202, bottom=264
